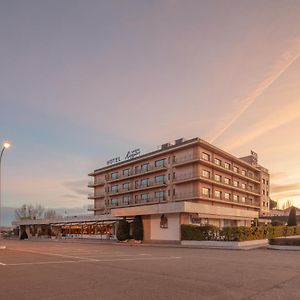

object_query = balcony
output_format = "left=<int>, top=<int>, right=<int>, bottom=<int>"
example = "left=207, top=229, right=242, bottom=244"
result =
left=88, top=179, right=105, bottom=187
left=107, top=196, right=167, bottom=208
left=173, top=172, right=260, bottom=196
left=106, top=164, right=168, bottom=183
left=173, top=192, right=260, bottom=208
left=87, top=205, right=106, bottom=212
left=108, top=180, right=167, bottom=196
left=173, top=155, right=261, bottom=183
left=88, top=192, right=105, bottom=199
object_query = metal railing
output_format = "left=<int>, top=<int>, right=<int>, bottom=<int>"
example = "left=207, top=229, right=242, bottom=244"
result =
left=173, top=155, right=261, bottom=181
left=107, top=196, right=167, bottom=208
left=106, top=164, right=168, bottom=182
left=173, top=172, right=260, bottom=194
left=173, top=192, right=259, bottom=207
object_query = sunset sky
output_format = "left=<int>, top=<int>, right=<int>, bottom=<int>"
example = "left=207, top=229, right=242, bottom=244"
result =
left=1, top=1, right=300, bottom=211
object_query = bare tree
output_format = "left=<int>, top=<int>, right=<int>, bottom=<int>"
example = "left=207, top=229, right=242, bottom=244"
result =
left=14, top=204, right=45, bottom=220
left=44, top=209, right=61, bottom=219
left=281, top=200, right=292, bottom=210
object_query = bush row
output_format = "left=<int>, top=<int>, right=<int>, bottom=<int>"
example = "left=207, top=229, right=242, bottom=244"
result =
left=181, top=225, right=300, bottom=242
left=269, top=238, right=300, bottom=246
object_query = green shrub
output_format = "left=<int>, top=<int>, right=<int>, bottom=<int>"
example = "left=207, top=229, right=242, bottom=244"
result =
left=20, top=230, right=28, bottom=240
left=116, top=219, right=130, bottom=241
left=287, top=207, right=297, bottom=226
left=181, top=225, right=300, bottom=241
left=132, top=216, right=144, bottom=241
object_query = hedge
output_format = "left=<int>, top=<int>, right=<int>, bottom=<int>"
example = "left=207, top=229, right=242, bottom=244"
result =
left=181, top=225, right=300, bottom=242
left=269, top=238, right=300, bottom=246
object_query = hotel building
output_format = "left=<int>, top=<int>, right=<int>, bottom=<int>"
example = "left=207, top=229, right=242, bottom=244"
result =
left=88, top=137, right=270, bottom=242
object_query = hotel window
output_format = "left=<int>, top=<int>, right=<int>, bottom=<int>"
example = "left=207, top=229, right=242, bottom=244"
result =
left=141, top=163, right=149, bottom=172
left=111, top=185, right=118, bottom=193
left=202, top=170, right=210, bottom=178
left=214, top=174, right=221, bottom=182
left=263, top=189, right=265, bottom=195
left=267, top=191, right=269, bottom=196
left=224, top=162, right=230, bottom=169
left=202, top=187, right=210, bottom=197
left=214, top=158, right=221, bottom=165
left=224, top=177, right=230, bottom=185
left=135, top=166, right=140, bottom=174
left=241, top=183, right=246, bottom=189
left=140, top=178, right=149, bottom=187
left=249, top=185, right=253, bottom=191
left=155, top=190, right=166, bottom=199
left=123, top=195, right=130, bottom=204
left=266, top=180, right=269, bottom=186
left=241, top=170, right=246, bottom=176
left=155, top=175, right=166, bottom=183
left=123, top=169, right=130, bottom=176
left=155, top=159, right=166, bottom=168
left=241, top=196, right=246, bottom=203
left=224, top=193, right=230, bottom=200
left=111, top=198, right=118, bottom=206
left=202, top=152, right=210, bottom=161
left=233, top=195, right=239, bottom=202
left=233, top=180, right=239, bottom=187
left=123, top=182, right=130, bottom=191
left=141, top=193, right=149, bottom=202
left=214, top=190, right=221, bottom=199
left=233, top=166, right=239, bottom=173
left=111, top=172, right=118, bottom=180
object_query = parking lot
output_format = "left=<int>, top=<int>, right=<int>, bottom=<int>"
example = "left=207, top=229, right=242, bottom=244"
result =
left=0, top=240, right=299, bottom=300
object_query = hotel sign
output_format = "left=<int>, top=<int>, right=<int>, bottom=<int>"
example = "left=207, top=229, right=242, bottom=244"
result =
left=107, top=148, right=141, bottom=165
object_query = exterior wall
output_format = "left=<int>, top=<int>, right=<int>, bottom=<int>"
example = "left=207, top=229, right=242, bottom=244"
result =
left=142, top=215, right=151, bottom=241
left=150, top=213, right=180, bottom=241
left=88, top=137, right=269, bottom=236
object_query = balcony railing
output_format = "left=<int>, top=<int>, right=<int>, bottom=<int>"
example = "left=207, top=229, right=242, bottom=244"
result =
left=173, top=192, right=260, bottom=207
left=107, top=196, right=167, bottom=208
left=173, top=172, right=260, bottom=195
left=88, top=192, right=105, bottom=199
left=108, top=180, right=167, bottom=196
left=88, top=179, right=105, bottom=187
left=106, top=164, right=168, bottom=183
left=173, top=155, right=261, bottom=182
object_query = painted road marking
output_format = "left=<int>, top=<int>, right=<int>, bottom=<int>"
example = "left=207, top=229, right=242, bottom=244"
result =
left=0, top=256, right=181, bottom=267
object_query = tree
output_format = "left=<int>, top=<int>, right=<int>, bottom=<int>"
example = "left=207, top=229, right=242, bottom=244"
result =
left=281, top=200, right=292, bottom=210
left=15, top=204, right=45, bottom=220
left=116, top=219, right=130, bottom=241
left=270, top=199, right=277, bottom=210
left=287, top=206, right=297, bottom=226
left=44, top=209, right=60, bottom=219
left=132, top=216, right=144, bottom=241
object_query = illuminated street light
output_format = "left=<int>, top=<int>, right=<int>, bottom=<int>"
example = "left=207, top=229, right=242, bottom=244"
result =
left=0, top=140, right=11, bottom=248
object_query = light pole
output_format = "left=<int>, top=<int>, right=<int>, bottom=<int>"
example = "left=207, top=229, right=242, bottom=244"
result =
left=0, top=141, right=11, bottom=242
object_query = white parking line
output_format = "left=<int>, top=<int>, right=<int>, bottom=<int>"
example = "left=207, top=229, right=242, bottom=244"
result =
left=0, top=256, right=181, bottom=267
left=8, top=248, right=99, bottom=262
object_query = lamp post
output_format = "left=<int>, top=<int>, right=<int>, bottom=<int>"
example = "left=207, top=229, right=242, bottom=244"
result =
left=0, top=141, right=11, bottom=242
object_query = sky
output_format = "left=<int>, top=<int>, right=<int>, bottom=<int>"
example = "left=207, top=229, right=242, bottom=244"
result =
left=1, top=0, right=300, bottom=212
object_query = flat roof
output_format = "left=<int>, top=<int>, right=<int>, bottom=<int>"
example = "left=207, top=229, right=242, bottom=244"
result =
left=89, top=137, right=264, bottom=175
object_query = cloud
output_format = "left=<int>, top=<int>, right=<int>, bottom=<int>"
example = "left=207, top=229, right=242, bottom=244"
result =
left=61, top=194, right=80, bottom=199
left=209, top=39, right=300, bottom=143
left=222, top=99, right=300, bottom=151
left=271, top=182, right=300, bottom=194
left=62, top=179, right=89, bottom=196
left=271, top=172, right=289, bottom=180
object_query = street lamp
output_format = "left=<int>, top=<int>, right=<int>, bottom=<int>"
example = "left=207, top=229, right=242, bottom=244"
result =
left=0, top=141, right=11, bottom=244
